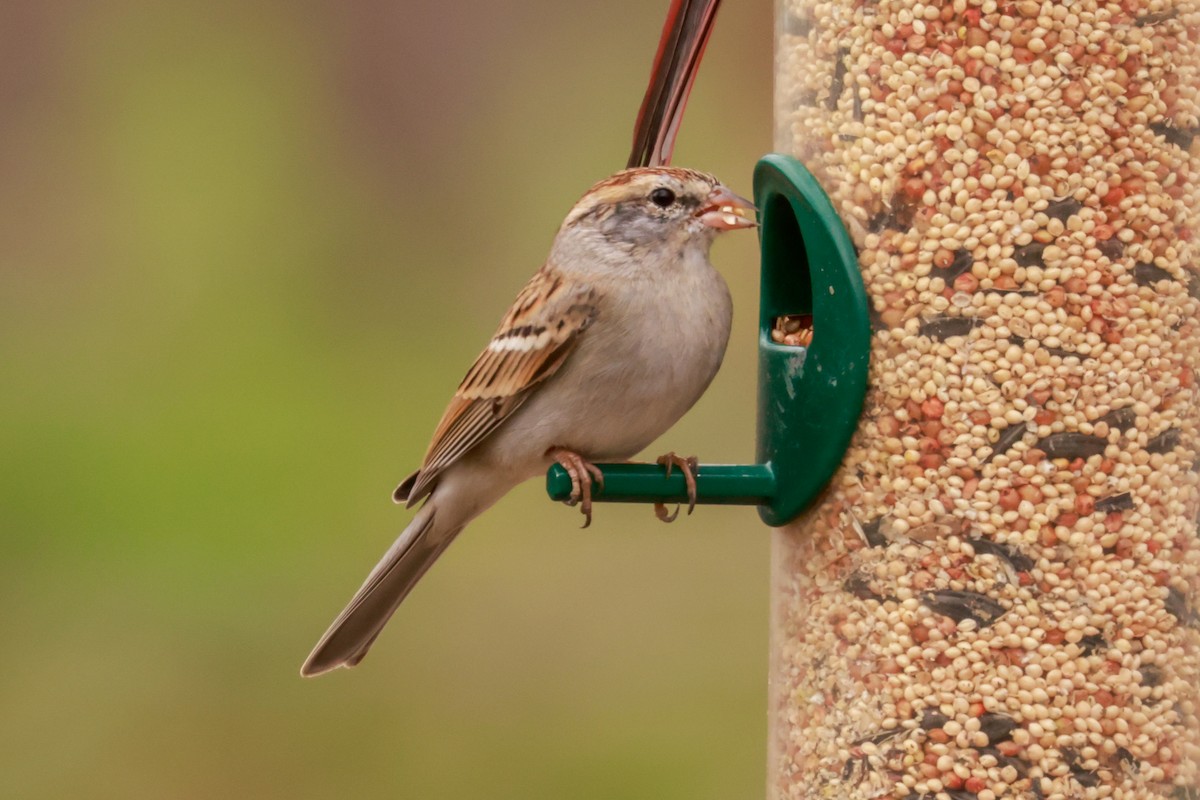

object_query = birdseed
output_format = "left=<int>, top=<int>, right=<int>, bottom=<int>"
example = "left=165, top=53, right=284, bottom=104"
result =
left=771, top=0, right=1200, bottom=797
left=774, top=313, right=817, bottom=346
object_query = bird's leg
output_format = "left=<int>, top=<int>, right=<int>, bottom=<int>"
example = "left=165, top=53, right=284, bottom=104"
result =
left=549, top=448, right=605, bottom=528
left=653, top=452, right=700, bottom=523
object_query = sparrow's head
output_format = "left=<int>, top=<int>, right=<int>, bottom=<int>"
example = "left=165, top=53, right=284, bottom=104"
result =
left=559, top=167, right=756, bottom=255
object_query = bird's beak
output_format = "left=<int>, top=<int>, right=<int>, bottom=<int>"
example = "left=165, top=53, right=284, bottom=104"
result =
left=696, top=185, right=757, bottom=231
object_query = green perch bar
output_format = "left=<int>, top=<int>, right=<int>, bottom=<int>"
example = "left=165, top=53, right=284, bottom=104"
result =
left=545, top=463, right=776, bottom=506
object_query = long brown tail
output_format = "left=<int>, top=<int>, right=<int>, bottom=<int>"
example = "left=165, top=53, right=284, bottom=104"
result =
left=301, top=503, right=464, bottom=677
left=627, top=0, right=724, bottom=169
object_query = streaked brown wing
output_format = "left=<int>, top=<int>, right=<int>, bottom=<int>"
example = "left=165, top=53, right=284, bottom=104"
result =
left=395, top=267, right=597, bottom=505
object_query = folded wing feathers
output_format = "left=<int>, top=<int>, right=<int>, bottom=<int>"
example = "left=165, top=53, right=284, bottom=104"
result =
left=401, top=270, right=597, bottom=503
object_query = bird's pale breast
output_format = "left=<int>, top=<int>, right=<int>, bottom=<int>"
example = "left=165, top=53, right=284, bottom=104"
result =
left=491, top=255, right=733, bottom=468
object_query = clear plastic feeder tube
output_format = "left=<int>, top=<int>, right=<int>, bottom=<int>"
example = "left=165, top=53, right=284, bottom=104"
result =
left=769, top=0, right=1200, bottom=797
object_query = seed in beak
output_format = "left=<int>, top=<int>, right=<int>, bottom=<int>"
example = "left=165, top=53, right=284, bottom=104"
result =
left=698, top=190, right=757, bottom=231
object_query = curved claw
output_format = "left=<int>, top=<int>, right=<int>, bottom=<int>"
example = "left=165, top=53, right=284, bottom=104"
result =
left=550, top=448, right=604, bottom=528
left=655, top=452, right=700, bottom=515
left=654, top=501, right=681, bottom=523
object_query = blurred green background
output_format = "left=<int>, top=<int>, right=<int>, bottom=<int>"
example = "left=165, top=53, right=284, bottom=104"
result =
left=0, top=1, right=772, bottom=797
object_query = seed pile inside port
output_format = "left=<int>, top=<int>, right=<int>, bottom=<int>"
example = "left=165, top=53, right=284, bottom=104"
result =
left=770, top=0, right=1200, bottom=798
left=773, top=314, right=815, bottom=347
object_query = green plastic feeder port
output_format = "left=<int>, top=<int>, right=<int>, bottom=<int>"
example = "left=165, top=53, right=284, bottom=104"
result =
left=546, top=154, right=871, bottom=526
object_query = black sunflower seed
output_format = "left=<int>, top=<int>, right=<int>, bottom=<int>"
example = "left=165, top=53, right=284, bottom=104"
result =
left=919, top=315, right=981, bottom=340
left=920, top=711, right=949, bottom=729
left=1140, top=664, right=1163, bottom=688
left=861, top=516, right=887, bottom=547
left=1147, top=428, right=1182, bottom=454
left=1095, top=492, right=1134, bottom=513
left=1094, top=406, right=1136, bottom=432
left=1165, top=586, right=1192, bottom=622
left=923, top=590, right=1007, bottom=625
left=1097, top=238, right=1126, bottom=260
left=1134, top=263, right=1177, bottom=286
left=1036, top=432, right=1107, bottom=460
left=1150, top=121, right=1199, bottom=149
left=1014, top=242, right=1047, bottom=267
left=1045, top=197, right=1083, bottom=222
left=1135, top=9, right=1178, bottom=26
left=979, top=713, right=1019, bottom=744
left=984, top=422, right=1031, bottom=464
left=844, top=573, right=894, bottom=602
left=827, top=48, right=848, bottom=110
left=1071, top=766, right=1101, bottom=788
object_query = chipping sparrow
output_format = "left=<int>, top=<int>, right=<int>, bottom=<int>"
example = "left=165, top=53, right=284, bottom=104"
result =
left=301, top=166, right=755, bottom=676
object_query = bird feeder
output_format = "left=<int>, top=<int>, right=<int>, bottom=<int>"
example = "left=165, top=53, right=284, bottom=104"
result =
left=766, top=0, right=1200, bottom=798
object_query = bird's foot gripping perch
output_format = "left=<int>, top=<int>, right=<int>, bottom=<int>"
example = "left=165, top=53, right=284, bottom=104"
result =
left=550, top=448, right=606, bottom=528
left=653, top=452, right=699, bottom=522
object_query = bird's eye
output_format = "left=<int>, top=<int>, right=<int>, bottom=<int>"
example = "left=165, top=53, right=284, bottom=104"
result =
left=649, top=187, right=676, bottom=208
